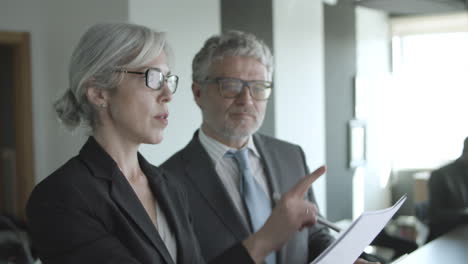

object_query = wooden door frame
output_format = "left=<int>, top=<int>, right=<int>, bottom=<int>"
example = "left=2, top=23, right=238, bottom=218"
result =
left=0, top=31, right=34, bottom=219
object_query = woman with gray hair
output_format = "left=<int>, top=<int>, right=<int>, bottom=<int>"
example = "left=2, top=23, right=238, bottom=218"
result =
left=26, top=22, right=203, bottom=264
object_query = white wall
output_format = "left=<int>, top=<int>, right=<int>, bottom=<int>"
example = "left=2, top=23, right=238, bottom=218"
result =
left=273, top=0, right=327, bottom=215
left=355, top=6, right=392, bottom=212
left=1, top=0, right=220, bottom=181
left=129, top=0, right=221, bottom=165
left=0, top=0, right=128, bottom=182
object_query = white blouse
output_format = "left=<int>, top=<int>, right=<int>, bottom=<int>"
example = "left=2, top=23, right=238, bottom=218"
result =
left=155, top=203, right=178, bottom=263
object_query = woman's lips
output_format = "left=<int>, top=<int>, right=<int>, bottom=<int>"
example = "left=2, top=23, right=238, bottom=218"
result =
left=154, top=113, right=169, bottom=126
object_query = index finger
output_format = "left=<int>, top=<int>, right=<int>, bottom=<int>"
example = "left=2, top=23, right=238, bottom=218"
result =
left=290, top=165, right=326, bottom=197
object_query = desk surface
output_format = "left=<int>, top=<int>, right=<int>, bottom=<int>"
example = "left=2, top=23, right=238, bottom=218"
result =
left=397, top=224, right=468, bottom=263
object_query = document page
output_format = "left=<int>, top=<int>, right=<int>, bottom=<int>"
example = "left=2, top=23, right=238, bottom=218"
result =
left=310, top=195, right=407, bottom=264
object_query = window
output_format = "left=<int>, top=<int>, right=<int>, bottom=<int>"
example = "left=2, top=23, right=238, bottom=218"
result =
left=389, top=13, right=468, bottom=169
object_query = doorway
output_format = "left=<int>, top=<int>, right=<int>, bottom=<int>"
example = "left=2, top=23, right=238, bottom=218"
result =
left=0, top=31, right=34, bottom=220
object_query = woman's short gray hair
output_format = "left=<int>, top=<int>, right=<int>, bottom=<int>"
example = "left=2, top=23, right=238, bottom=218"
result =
left=54, top=22, right=170, bottom=130
left=192, top=30, right=273, bottom=83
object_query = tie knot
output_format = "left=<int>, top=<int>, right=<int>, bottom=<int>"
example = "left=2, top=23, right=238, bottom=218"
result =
left=226, top=148, right=250, bottom=171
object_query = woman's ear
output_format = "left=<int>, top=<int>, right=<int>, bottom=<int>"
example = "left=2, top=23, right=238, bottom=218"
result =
left=86, top=86, right=109, bottom=108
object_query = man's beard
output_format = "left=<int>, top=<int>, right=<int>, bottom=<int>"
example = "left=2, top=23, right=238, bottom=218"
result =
left=221, top=118, right=262, bottom=139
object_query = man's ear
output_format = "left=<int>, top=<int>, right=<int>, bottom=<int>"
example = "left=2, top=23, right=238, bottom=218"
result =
left=192, top=83, right=202, bottom=108
left=86, top=85, right=109, bottom=108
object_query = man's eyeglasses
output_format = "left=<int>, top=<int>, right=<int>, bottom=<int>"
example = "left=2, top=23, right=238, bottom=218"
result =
left=202, top=77, right=272, bottom=100
left=116, top=68, right=179, bottom=94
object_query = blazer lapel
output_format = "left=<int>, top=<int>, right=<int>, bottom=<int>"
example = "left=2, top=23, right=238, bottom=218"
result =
left=79, top=137, right=174, bottom=263
left=253, top=134, right=287, bottom=264
left=253, top=134, right=282, bottom=207
left=110, top=170, right=175, bottom=264
left=182, top=133, right=250, bottom=241
left=143, top=160, right=193, bottom=264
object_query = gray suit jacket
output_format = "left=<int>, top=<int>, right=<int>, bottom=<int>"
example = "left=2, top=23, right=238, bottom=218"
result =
left=161, top=131, right=334, bottom=264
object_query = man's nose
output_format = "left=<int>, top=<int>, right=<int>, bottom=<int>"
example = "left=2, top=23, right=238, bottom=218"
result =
left=235, top=85, right=253, bottom=104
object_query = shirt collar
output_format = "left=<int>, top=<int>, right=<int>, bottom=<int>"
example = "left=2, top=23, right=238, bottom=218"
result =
left=198, top=128, right=261, bottom=164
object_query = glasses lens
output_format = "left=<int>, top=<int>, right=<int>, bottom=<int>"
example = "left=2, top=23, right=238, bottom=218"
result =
left=166, top=75, right=179, bottom=94
left=147, top=69, right=164, bottom=90
left=217, top=78, right=272, bottom=100
left=219, top=79, right=242, bottom=98
left=250, top=81, right=272, bottom=100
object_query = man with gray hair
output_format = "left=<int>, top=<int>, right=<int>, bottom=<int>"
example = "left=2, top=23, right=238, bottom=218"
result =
left=162, top=31, right=371, bottom=264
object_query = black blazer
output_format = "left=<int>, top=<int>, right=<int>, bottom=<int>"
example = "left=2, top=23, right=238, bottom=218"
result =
left=161, top=131, right=334, bottom=264
left=26, top=137, right=205, bottom=264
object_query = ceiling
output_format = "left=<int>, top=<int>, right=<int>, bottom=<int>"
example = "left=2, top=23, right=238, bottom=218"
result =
left=353, top=0, right=467, bottom=16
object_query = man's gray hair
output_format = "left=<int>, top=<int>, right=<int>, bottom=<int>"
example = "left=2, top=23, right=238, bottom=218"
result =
left=192, top=30, right=273, bottom=83
left=54, top=22, right=170, bottom=131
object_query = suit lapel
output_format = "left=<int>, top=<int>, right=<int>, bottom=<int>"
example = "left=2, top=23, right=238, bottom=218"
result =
left=253, top=134, right=287, bottom=264
left=183, top=134, right=250, bottom=241
left=79, top=137, right=174, bottom=263
left=110, top=170, right=174, bottom=264
left=253, top=134, right=282, bottom=207
left=144, top=162, right=194, bottom=264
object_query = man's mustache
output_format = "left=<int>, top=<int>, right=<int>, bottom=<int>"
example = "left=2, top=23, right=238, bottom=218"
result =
left=229, top=108, right=257, bottom=116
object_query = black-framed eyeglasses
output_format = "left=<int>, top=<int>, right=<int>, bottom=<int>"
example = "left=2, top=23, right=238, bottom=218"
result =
left=201, top=77, right=272, bottom=100
left=116, top=67, right=179, bottom=94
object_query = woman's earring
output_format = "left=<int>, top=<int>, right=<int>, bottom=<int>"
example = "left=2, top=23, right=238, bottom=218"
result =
left=100, top=103, right=107, bottom=108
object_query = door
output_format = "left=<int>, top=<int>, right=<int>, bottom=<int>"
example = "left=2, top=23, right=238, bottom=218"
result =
left=0, top=32, right=34, bottom=220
